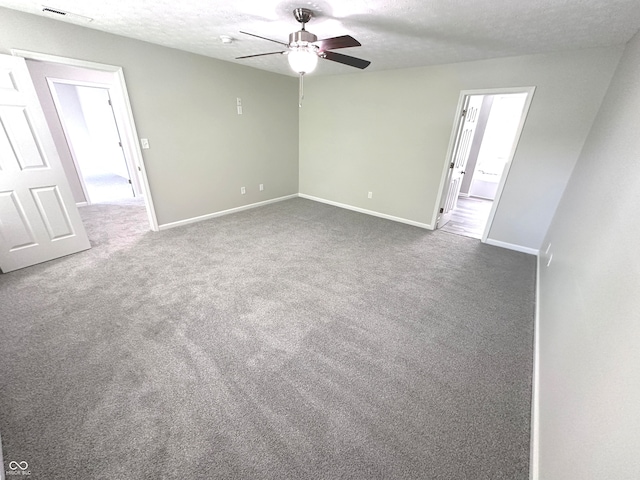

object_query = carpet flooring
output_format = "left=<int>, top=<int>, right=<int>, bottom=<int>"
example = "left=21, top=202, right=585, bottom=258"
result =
left=0, top=198, right=536, bottom=479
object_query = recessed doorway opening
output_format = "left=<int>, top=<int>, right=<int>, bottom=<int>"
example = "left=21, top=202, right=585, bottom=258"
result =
left=435, top=87, right=535, bottom=241
left=48, top=80, right=138, bottom=204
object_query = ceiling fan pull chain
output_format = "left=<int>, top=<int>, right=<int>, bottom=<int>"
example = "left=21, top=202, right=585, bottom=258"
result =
left=299, top=72, right=304, bottom=108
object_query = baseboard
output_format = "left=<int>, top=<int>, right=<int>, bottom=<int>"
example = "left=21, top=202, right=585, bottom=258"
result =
left=484, top=238, right=539, bottom=256
left=0, top=430, right=5, bottom=480
left=299, top=193, right=432, bottom=230
left=76, top=202, right=89, bottom=207
left=529, top=255, right=541, bottom=480
left=158, top=194, right=298, bottom=231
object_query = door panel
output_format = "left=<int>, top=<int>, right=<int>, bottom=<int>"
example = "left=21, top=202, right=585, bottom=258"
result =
left=31, top=186, right=75, bottom=240
left=438, top=95, right=484, bottom=228
left=0, top=54, right=90, bottom=273
left=2, top=107, right=49, bottom=169
left=0, top=190, right=37, bottom=250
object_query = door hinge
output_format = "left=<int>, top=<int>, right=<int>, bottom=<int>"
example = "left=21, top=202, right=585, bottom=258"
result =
left=462, top=109, right=467, bottom=117
left=450, top=162, right=454, bottom=169
left=108, top=99, right=112, bottom=106
left=128, top=179, right=132, bottom=184
left=439, top=207, right=444, bottom=214
left=118, top=141, right=122, bottom=147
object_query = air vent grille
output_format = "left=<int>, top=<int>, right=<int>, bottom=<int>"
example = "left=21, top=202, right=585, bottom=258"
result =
left=41, top=5, right=93, bottom=22
left=42, top=7, right=66, bottom=16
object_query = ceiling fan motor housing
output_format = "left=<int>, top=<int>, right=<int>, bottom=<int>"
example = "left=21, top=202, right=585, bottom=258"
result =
left=289, top=29, right=317, bottom=46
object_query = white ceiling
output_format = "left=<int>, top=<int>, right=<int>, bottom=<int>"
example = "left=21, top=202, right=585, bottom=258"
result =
left=1, top=0, right=639, bottom=77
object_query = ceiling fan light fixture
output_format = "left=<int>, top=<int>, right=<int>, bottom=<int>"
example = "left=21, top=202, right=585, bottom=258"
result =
left=287, top=46, right=318, bottom=74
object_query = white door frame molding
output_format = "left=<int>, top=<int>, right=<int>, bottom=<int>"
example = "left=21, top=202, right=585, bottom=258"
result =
left=11, top=49, right=159, bottom=231
left=432, top=86, right=536, bottom=243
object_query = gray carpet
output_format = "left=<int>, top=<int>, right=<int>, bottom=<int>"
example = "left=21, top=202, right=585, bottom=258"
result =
left=0, top=198, right=535, bottom=479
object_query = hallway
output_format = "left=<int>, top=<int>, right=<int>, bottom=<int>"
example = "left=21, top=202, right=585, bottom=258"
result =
left=440, top=196, right=493, bottom=239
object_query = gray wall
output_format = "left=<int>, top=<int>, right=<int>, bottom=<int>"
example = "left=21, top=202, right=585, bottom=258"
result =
left=537, top=30, right=640, bottom=479
left=0, top=7, right=299, bottom=226
left=299, top=47, right=622, bottom=251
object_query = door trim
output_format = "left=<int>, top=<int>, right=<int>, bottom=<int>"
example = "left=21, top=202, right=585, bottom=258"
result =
left=432, top=86, right=536, bottom=243
left=10, top=49, right=159, bottom=232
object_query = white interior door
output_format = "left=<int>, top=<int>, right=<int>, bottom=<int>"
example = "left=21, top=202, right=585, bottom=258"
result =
left=438, top=95, right=484, bottom=228
left=0, top=54, right=90, bottom=273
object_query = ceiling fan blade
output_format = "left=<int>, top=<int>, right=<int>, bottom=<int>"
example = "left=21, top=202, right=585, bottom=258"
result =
left=322, top=51, right=371, bottom=69
left=314, top=35, right=361, bottom=52
left=239, top=31, right=289, bottom=47
left=236, top=51, right=285, bottom=60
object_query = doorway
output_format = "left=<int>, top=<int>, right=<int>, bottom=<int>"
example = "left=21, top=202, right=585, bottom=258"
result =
left=435, top=87, right=534, bottom=241
left=48, top=80, right=137, bottom=204
left=14, top=49, right=159, bottom=231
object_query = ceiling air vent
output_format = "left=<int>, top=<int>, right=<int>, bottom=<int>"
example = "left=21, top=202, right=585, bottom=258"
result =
left=42, top=6, right=66, bottom=16
left=42, top=6, right=93, bottom=22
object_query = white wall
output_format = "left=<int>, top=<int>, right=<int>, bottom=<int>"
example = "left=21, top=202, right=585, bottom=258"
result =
left=0, top=7, right=299, bottom=226
left=469, top=93, right=528, bottom=200
left=536, top=29, right=640, bottom=479
left=25, top=61, right=118, bottom=203
left=53, top=82, right=94, bottom=175
left=75, top=86, right=130, bottom=179
left=299, top=47, right=622, bottom=251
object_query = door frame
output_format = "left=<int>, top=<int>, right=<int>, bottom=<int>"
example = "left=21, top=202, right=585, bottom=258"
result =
left=432, top=86, right=536, bottom=242
left=10, top=49, right=159, bottom=231
left=46, top=77, right=143, bottom=203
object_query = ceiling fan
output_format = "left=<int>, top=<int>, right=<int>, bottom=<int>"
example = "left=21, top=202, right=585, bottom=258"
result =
left=236, top=8, right=371, bottom=106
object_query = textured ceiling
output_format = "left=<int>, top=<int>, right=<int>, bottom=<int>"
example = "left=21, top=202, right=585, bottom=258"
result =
left=1, top=0, right=639, bottom=76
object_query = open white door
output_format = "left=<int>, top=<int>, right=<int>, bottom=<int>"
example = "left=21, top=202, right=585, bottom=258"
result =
left=0, top=54, right=90, bottom=273
left=438, top=95, right=484, bottom=228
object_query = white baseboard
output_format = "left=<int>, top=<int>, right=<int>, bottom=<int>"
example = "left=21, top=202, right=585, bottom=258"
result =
left=158, top=194, right=298, bottom=231
left=299, top=193, right=433, bottom=230
left=0, top=430, right=5, bottom=480
left=76, top=202, right=89, bottom=207
left=530, top=255, right=541, bottom=480
left=484, top=238, right=539, bottom=256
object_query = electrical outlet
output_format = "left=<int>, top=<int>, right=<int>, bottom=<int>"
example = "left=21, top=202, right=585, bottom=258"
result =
left=368, top=192, right=373, bottom=199
left=259, top=184, right=264, bottom=191
left=140, top=138, right=150, bottom=149
left=241, top=187, right=246, bottom=195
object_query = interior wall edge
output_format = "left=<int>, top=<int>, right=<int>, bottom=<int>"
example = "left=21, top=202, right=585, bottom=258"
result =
left=298, top=193, right=433, bottom=230
left=483, top=238, right=539, bottom=256
left=529, top=253, right=542, bottom=480
left=157, top=194, right=299, bottom=231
